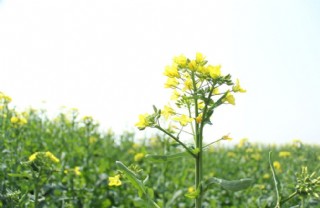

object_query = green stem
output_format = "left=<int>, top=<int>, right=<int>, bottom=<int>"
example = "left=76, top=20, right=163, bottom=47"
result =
left=34, top=168, right=41, bottom=208
left=156, top=126, right=196, bottom=158
left=280, top=191, right=298, bottom=205
left=191, top=72, right=202, bottom=208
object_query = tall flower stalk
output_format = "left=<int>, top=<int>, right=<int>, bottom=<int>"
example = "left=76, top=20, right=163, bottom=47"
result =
left=129, top=53, right=247, bottom=207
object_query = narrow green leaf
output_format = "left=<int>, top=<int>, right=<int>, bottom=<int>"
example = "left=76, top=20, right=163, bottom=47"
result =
left=269, top=151, right=281, bottom=207
left=8, top=173, right=32, bottom=179
left=116, top=161, right=160, bottom=208
left=115, top=161, right=146, bottom=197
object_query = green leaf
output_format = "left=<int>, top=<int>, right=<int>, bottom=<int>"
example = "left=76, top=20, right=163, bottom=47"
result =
left=203, top=177, right=253, bottom=192
left=145, top=151, right=190, bottom=163
left=8, top=173, right=32, bottom=179
left=116, top=161, right=146, bottom=197
left=116, top=161, right=160, bottom=208
left=269, top=151, right=281, bottom=207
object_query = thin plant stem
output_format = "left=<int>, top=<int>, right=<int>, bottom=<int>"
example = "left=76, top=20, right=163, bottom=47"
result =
left=156, top=126, right=196, bottom=158
left=191, top=72, right=202, bottom=208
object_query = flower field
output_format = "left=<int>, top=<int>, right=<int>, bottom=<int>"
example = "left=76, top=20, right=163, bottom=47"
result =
left=1, top=92, right=320, bottom=207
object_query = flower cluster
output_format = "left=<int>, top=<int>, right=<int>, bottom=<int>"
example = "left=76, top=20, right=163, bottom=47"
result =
left=10, top=115, right=28, bottom=126
left=0, top=92, right=12, bottom=104
left=135, top=53, right=246, bottom=131
left=29, top=151, right=60, bottom=163
left=108, top=174, right=122, bottom=187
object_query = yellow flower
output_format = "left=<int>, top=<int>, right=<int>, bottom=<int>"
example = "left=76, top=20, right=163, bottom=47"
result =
left=109, top=175, right=122, bottom=187
left=134, top=153, right=144, bottom=162
left=11, top=115, right=28, bottom=126
left=183, top=78, right=193, bottom=91
left=198, top=101, right=205, bottom=109
left=29, top=152, right=39, bottom=162
left=208, top=65, right=221, bottom=79
left=164, top=78, right=179, bottom=88
left=173, top=54, right=187, bottom=67
left=170, top=90, right=180, bottom=100
left=237, top=138, right=248, bottom=148
left=224, top=92, right=235, bottom=105
left=196, top=52, right=205, bottom=63
left=173, top=114, right=193, bottom=126
left=45, top=151, right=60, bottom=163
left=188, top=186, right=195, bottom=194
left=222, top=134, right=232, bottom=141
left=161, top=105, right=175, bottom=120
left=196, top=113, right=203, bottom=124
left=232, top=79, right=246, bottom=93
left=213, top=88, right=220, bottom=95
left=10, top=116, right=19, bottom=124
left=188, top=60, right=197, bottom=71
left=19, top=117, right=27, bottom=125
left=163, top=64, right=180, bottom=78
left=135, top=113, right=151, bottom=130
left=74, top=166, right=81, bottom=176
left=279, top=151, right=291, bottom=158
left=0, top=92, right=12, bottom=103
left=273, top=161, right=281, bottom=171
left=251, top=153, right=262, bottom=161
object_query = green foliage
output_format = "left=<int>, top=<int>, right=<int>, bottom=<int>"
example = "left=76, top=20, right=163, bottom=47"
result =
left=1, top=93, right=320, bottom=207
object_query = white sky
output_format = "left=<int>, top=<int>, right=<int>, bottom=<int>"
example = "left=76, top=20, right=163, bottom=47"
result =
left=1, top=0, right=320, bottom=144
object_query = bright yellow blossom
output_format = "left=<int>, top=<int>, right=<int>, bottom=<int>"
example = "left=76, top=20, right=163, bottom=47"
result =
left=135, top=113, right=151, bottom=130
left=213, top=88, right=220, bottom=95
left=108, top=175, right=122, bottom=187
left=196, top=113, right=203, bottom=124
left=29, top=152, right=39, bottom=162
left=134, top=152, right=144, bottom=162
left=28, top=151, right=59, bottom=163
left=188, top=186, right=195, bottom=194
left=0, top=92, right=12, bottom=103
left=170, top=90, right=180, bottom=100
left=198, top=101, right=205, bottom=109
left=196, top=52, right=205, bottom=63
left=163, top=64, right=180, bottom=78
left=74, top=166, right=81, bottom=176
left=164, top=78, right=179, bottom=88
left=224, top=92, right=235, bottom=105
left=233, top=79, right=246, bottom=93
left=161, top=105, right=175, bottom=120
left=273, top=161, right=281, bottom=171
left=188, top=60, right=197, bottom=71
left=222, top=134, right=232, bottom=141
left=45, top=151, right=60, bottom=163
left=173, top=54, right=187, bottom=67
left=208, top=65, right=221, bottom=79
left=183, top=78, right=193, bottom=91
left=10, top=116, right=19, bottom=124
left=279, top=151, right=291, bottom=158
left=173, top=114, right=193, bottom=126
